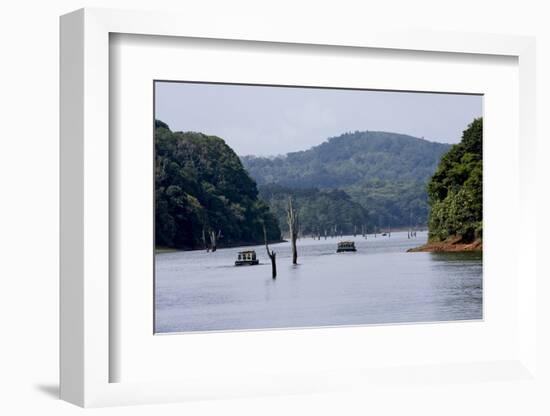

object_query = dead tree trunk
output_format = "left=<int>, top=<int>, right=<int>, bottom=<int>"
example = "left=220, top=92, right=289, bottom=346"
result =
left=263, top=225, right=277, bottom=279
left=286, top=197, right=299, bottom=265
left=209, top=229, right=217, bottom=252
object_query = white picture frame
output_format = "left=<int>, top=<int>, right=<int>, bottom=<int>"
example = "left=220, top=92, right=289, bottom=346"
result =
left=60, top=7, right=538, bottom=408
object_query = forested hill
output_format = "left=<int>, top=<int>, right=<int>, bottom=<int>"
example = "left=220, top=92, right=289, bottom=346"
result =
left=426, top=118, right=483, bottom=243
left=241, top=131, right=451, bottom=228
left=155, top=120, right=281, bottom=250
left=241, top=131, right=450, bottom=189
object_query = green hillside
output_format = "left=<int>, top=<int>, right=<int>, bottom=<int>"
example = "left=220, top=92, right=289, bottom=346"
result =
left=427, top=118, right=483, bottom=242
left=155, top=120, right=281, bottom=250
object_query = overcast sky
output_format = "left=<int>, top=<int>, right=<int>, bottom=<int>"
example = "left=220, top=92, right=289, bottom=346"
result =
left=155, top=81, right=483, bottom=156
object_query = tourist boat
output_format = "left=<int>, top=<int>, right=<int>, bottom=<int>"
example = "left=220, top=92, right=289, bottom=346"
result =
left=235, top=250, right=259, bottom=266
left=336, top=241, right=357, bottom=253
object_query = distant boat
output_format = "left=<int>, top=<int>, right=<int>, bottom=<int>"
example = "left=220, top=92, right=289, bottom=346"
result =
left=337, top=241, right=357, bottom=253
left=235, top=250, right=259, bottom=266
left=381, top=233, right=387, bottom=236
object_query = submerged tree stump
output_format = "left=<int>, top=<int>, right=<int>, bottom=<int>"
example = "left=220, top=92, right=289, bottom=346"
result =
left=286, top=197, right=299, bottom=265
left=263, top=225, right=277, bottom=279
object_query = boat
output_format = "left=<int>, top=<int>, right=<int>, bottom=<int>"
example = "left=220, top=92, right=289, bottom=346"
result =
left=336, top=241, right=357, bottom=253
left=234, top=250, right=259, bottom=266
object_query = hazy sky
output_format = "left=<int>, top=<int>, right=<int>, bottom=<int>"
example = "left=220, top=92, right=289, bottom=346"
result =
left=155, top=81, right=482, bottom=156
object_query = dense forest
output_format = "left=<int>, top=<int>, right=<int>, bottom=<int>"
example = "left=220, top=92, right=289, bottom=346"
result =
left=242, top=131, right=450, bottom=228
left=155, top=120, right=281, bottom=249
left=155, top=119, right=475, bottom=249
left=258, top=184, right=368, bottom=236
left=426, top=118, right=483, bottom=243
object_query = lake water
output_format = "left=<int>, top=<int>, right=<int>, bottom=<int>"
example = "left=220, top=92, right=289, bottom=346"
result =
left=155, top=231, right=482, bottom=333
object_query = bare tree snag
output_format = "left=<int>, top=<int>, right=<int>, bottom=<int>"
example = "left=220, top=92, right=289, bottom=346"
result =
left=209, top=229, right=217, bottom=252
left=286, top=197, right=299, bottom=265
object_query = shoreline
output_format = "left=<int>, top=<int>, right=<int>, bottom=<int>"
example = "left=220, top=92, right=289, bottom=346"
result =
left=156, top=231, right=430, bottom=254
left=155, top=239, right=286, bottom=254
left=407, top=238, right=482, bottom=253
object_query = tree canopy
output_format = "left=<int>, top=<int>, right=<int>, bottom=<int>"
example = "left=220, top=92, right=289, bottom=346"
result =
left=155, top=121, right=281, bottom=249
left=426, top=118, right=483, bottom=242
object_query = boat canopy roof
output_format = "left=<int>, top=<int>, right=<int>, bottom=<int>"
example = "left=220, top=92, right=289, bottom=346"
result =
left=338, top=241, right=355, bottom=245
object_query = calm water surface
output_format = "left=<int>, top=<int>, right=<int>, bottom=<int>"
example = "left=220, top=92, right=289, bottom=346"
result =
left=155, top=231, right=482, bottom=333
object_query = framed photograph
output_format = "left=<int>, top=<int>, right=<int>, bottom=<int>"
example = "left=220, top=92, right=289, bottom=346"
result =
left=152, top=81, right=484, bottom=334
left=60, top=8, right=538, bottom=407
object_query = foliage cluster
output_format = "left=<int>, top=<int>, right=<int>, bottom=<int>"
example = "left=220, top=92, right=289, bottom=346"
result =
left=427, top=118, right=483, bottom=242
left=155, top=120, right=280, bottom=249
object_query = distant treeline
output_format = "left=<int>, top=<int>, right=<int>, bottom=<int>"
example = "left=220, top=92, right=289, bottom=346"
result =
left=427, top=118, right=483, bottom=242
left=258, top=184, right=368, bottom=236
left=155, top=120, right=280, bottom=250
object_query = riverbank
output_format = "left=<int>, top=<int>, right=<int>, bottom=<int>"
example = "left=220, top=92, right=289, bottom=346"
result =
left=407, top=236, right=482, bottom=252
left=155, top=246, right=179, bottom=254
left=155, top=239, right=286, bottom=254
